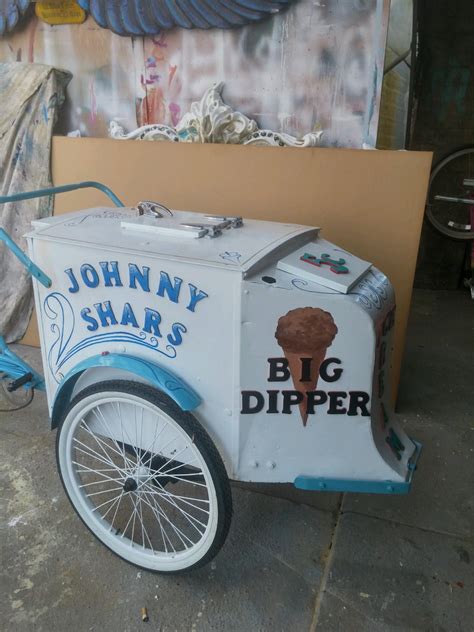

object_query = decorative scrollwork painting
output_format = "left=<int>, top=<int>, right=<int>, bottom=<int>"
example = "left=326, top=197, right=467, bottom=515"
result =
left=109, top=83, right=323, bottom=147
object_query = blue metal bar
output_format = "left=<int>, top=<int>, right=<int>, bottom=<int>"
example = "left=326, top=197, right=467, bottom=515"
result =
left=0, top=228, right=52, bottom=288
left=0, top=181, right=125, bottom=208
left=0, top=181, right=125, bottom=287
left=0, top=335, right=45, bottom=390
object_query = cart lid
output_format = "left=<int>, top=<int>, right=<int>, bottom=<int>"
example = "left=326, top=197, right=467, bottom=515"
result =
left=29, top=206, right=319, bottom=274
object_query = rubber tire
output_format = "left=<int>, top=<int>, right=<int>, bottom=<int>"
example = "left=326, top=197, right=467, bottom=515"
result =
left=56, top=380, right=233, bottom=573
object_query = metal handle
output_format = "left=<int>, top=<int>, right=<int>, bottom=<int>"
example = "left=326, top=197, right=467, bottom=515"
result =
left=0, top=181, right=125, bottom=287
left=0, top=180, right=125, bottom=208
left=434, top=195, right=473, bottom=205
left=137, top=200, right=173, bottom=217
left=0, top=228, right=52, bottom=287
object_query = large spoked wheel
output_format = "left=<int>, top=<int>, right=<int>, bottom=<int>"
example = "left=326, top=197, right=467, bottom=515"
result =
left=425, top=146, right=474, bottom=240
left=56, top=380, right=232, bottom=573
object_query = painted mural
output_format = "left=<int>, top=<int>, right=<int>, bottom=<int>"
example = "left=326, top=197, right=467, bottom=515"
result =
left=0, top=0, right=389, bottom=147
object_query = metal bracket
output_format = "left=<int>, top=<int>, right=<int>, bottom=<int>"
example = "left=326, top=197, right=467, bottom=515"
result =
left=180, top=222, right=222, bottom=238
left=180, top=215, right=244, bottom=238
left=205, top=215, right=244, bottom=228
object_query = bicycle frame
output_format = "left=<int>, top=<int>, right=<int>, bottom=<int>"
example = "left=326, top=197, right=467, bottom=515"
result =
left=0, top=181, right=125, bottom=393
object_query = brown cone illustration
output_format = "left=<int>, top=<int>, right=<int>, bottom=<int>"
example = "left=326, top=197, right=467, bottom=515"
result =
left=275, top=307, right=338, bottom=427
left=283, top=349, right=327, bottom=426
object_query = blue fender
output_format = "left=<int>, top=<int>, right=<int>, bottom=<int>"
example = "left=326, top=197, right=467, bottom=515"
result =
left=51, top=353, right=201, bottom=428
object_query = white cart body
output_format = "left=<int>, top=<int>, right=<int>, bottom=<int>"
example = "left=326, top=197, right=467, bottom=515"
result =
left=27, top=207, right=419, bottom=494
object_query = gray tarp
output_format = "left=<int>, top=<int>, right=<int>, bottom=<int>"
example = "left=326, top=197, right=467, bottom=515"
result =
left=0, top=63, right=70, bottom=342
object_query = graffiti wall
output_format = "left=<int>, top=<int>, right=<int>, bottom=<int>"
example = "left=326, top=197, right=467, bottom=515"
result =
left=0, top=0, right=389, bottom=147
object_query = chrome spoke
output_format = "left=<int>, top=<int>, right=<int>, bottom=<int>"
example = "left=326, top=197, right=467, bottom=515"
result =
left=109, top=491, right=125, bottom=531
left=79, top=477, right=123, bottom=489
left=81, top=418, right=135, bottom=470
left=141, top=489, right=174, bottom=553
left=149, top=488, right=210, bottom=515
left=102, top=490, right=124, bottom=521
left=120, top=494, right=140, bottom=539
left=73, top=440, right=123, bottom=472
left=143, top=483, right=206, bottom=533
left=73, top=461, right=124, bottom=484
left=91, top=491, right=125, bottom=513
left=91, top=407, right=136, bottom=469
left=138, top=495, right=154, bottom=551
left=130, top=492, right=139, bottom=544
left=153, top=448, right=198, bottom=476
left=76, top=467, right=120, bottom=474
left=143, top=491, right=178, bottom=553
left=140, top=416, right=168, bottom=468
left=139, top=492, right=194, bottom=548
left=114, top=401, right=141, bottom=462
left=86, top=486, right=123, bottom=498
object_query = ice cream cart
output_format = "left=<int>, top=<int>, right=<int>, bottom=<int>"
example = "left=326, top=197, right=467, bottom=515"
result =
left=0, top=182, right=421, bottom=573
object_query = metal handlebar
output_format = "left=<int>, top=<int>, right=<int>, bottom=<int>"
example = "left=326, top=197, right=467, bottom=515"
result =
left=0, top=181, right=125, bottom=287
left=0, top=227, right=52, bottom=287
left=0, top=180, right=125, bottom=208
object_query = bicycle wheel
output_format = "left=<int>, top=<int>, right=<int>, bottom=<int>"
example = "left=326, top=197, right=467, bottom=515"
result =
left=56, top=380, right=232, bottom=573
left=426, top=146, right=474, bottom=240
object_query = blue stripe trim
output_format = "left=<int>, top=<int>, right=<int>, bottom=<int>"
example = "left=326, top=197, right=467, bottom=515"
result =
left=294, top=440, right=422, bottom=495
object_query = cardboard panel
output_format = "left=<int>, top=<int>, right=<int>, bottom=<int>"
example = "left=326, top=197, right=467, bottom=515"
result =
left=22, top=138, right=432, bottom=401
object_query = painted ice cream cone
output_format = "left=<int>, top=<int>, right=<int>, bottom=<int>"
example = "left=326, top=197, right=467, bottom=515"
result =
left=275, top=307, right=338, bottom=426
left=283, top=349, right=327, bottom=425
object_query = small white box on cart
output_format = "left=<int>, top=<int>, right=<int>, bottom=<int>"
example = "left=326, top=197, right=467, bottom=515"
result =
left=25, top=203, right=421, bottom=572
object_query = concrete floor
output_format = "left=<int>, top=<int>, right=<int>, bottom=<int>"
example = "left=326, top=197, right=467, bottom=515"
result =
left=1, top=289, right=473, bottom=631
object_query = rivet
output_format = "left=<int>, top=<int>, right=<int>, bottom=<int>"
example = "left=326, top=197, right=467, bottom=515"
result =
left=266, top=461, right=276, bottom=469
left=249, top=460, right=259, bottom=468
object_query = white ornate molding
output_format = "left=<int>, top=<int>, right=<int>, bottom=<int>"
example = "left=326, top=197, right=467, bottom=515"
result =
left=109, top=82, right=323, bottom=148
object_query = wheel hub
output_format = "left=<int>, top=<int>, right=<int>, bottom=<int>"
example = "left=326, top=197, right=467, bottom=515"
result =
left=123, top=478, right=138, bottom=493
left=123, top=465, right=152, bottom=493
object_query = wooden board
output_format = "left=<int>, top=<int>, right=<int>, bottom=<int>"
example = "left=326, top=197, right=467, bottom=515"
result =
left=22, top=137, right=432, bottom=402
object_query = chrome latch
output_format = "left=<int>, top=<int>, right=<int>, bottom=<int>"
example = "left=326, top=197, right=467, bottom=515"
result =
left=205, top=215, right=243, bottom=228
left=137, top=200, right=173, bottom=218
left=180, top=223, right=223, bottom=238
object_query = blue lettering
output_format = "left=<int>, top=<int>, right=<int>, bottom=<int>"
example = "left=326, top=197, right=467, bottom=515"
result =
left=167, top=323, right=187, bottom=346
left=120, top=302, right=139, bottom=328
left=81, top=307, right=99, bottom=331
left=157, top=272, right=182, bottom=303
left=100, top=261, right=123, bottom=288
left=187, top=284, right=209, bottom=312
left=81, top=264, right=100, bottom=288
left=129, top=263, right=150, bottom=292
left=65, top=268, right=80, bottom=293
left=93, top=301, right=117, bottom=327
left=143, top=308, right=162, bottom=337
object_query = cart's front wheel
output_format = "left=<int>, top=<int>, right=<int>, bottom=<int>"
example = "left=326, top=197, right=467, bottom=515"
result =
left=56, top=380, right=232, bottom=573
